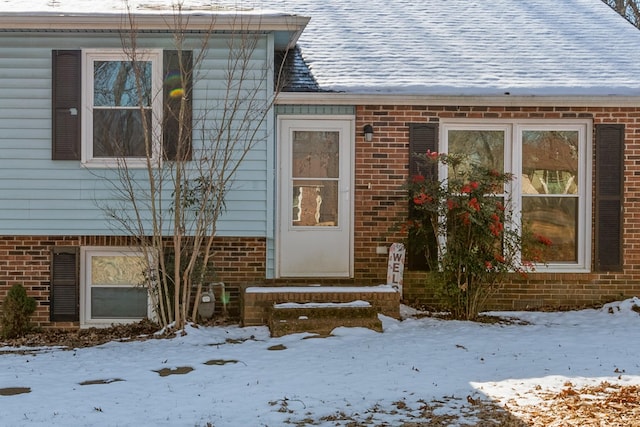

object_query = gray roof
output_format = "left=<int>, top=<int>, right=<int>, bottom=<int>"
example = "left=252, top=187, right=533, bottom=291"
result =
left=276, top=47, right=323, bottom=92
left=272, top=0, right=640, bottom=96
left=3, top=0, right=640, bottom=97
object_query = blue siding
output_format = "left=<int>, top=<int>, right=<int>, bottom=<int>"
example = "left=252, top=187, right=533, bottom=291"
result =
left=0, top=33, right=272, bottom=237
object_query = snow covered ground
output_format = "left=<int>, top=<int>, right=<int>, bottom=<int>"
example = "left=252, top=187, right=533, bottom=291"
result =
left=1, top=298, right=639, bottom=426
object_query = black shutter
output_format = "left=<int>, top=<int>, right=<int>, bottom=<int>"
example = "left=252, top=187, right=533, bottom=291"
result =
left=409, top=123, right=438, bottom=178
left=163, top=50, right=193, bottom=161
left=407, top=123, right=439, bottom=270
left=52, top=50, right=81, bottom=160
left=595, top=124, right=624, bottom=271
left=50, top=247, right=79, bottom=322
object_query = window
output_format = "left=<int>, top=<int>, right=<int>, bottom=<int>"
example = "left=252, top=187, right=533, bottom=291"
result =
left=82, top=50, right=162, bottom=167
left=441, top=120, right=592, bottom=272
left=52, top=49, right=192, bottom=163
left=81, top=247, right=152, bottom=327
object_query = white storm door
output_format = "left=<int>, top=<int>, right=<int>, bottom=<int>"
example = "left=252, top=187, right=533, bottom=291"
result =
left=278, top=118, right=353, bottom=277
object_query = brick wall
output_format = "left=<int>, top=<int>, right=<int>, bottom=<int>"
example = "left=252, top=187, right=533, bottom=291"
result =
left=3, top=105, right=640, bottom=329
left=0, top=236, right=79, bottom=327
left=353, top=104, right=640, bottom=310
left=0, top=235, right=266, bottom=328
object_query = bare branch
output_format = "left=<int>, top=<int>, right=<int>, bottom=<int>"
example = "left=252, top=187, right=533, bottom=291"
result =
left=95, top=3, right=292, bottom=329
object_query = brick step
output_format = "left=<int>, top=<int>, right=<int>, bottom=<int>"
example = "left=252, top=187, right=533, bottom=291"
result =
left=269, top=301, right=382, bottom=337
left=242, top=285, right=400, bottom=327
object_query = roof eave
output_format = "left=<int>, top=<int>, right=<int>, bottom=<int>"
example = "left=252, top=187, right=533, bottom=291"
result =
left=0, top=12, right=310, bottom=33
left=276, top=92, right=640, bottom=108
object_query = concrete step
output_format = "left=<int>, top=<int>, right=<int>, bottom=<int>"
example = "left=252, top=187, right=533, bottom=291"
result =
left=268, top=300, right=383, bottom=337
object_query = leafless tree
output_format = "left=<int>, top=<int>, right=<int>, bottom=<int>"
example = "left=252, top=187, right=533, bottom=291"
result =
left=97, top=2, right=292, bottom=329
left=602, top=0, right=640, bottom=28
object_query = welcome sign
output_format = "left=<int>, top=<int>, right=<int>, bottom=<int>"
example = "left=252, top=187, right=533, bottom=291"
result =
left=386, top=243, right=405, bottom=294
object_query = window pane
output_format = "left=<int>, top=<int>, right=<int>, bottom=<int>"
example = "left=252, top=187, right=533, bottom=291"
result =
left=292, top=180, right=338, bottom=226
left=93, top=109, right=151, bottom=157
left=522, top=131, right=579, bottom=195
left=94, top=60, right=151, bottom=107
left=91, top=255, right=145, bottom=286
left=522, top=197, right=577, bottom=262
left=292, top=131, right=339, bottom=178
left=91, top=287, right=147, bottom=319
left=448, top=130, right=504, bottom=177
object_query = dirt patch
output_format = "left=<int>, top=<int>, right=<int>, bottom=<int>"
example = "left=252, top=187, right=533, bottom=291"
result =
left=0, top=387, right=31, bottom=396
left=79, top=378, right=125, bottom=386
left=409, top=310, right=531, bottom=326
left=0, top=319, right=163, bottom=349
left=203, top=359, right=239, bottom=366
left=267, top=344, right=287, bottom=351
left=205, top=335, right=261, bottom=347
left=154, top=366, right=194, bottom=377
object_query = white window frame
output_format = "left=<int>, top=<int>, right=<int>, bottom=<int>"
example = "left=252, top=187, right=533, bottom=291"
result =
left=80, top=247, right=154, bottom=328
left=81, top=49, right=163, bottom=168
left=440, top=119, right=592, bottom=273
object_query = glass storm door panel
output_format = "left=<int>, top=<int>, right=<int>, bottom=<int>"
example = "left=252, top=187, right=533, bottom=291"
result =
left=278, top=119, right=353, bottom=277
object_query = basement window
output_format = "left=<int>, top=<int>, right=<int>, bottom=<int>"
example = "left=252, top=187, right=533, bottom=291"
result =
left=80, top=247, right=152, bottom=327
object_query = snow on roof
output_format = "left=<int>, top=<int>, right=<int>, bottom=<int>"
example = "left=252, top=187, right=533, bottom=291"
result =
left=2, top=0, right=640, bottom=96
left=0, top=0, right=279, bottom=15
left=0, top=1, right=308, bottom=49
left=267, top=0, right=640, bottom=97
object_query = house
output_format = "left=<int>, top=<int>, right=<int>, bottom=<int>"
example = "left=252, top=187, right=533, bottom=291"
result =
left=0, top=0, right=312, bottom=328
left=272, top=0, right=640, bottom=311
left=1, top=0, right=640, bottom=329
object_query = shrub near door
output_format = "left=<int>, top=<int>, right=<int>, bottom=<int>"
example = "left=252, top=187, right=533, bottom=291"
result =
left=402, top=151, right=552, bottom=320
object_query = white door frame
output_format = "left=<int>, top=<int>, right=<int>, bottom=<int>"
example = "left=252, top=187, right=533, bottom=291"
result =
left=276, top=115, right=355, bottom=278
